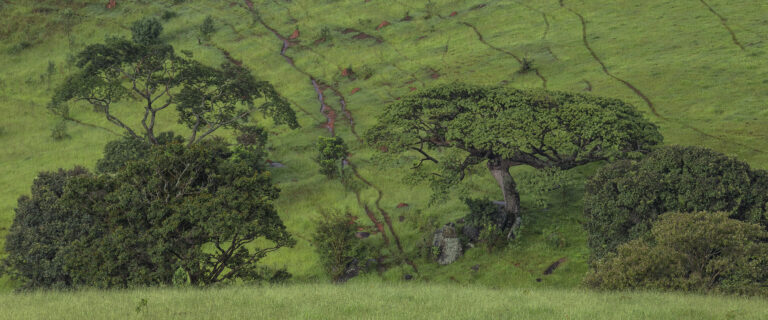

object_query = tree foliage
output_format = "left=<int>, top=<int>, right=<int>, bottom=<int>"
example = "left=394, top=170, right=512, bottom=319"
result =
left=585, top=211, right=768, bottom=295
left=49, top=18, right=297, bottom=146
left=312, top=209, right=373, bottom=282
left=314, top=136, right=348, bottom=179
left=366, top=83, right=661, bottom=238
left=3, top=138, right=294, bottom=289
left=584, top=145, right=768, bottom=260
left=2, top=167, right=94, bottom=289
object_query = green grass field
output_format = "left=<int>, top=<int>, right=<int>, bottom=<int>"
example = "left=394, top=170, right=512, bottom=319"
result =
left=1, top=0, right=767, bottom=314
left=2, top=283, right=768, bottom=319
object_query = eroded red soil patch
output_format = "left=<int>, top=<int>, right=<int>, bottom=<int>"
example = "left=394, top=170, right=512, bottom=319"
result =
left=289, top=29, right=300, bottom=39
left=376, top=20, right=391, bottom=31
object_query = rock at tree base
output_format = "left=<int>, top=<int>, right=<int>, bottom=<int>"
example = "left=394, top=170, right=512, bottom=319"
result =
left=432, top=223, right=462, bottom=265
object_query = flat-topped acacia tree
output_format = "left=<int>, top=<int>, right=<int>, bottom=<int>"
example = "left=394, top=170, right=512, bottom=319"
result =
left=365, top=83, right=662, bottom=239
left=49, top=18, right=298, bottom=145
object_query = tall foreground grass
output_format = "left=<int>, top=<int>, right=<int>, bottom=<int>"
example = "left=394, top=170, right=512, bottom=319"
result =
left=1, top=283, right=766, bottom=319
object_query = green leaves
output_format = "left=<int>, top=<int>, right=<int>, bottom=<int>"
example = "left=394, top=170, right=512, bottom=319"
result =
left=131, top=17, right=163, bottom=46
left=584, top=145, right=768, bottom=261
left=3, top=139, right=293, bottom=288
left=314, top=136, right=348, bottom=179
left=50, top=17, right=298, bottom=145
left=366, top=83, right=661, bottom=205
left=585, top=211, right=768, bottom=295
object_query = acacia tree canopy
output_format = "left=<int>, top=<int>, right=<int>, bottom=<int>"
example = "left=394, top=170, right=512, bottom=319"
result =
left=365, top=83, right=662, bottom=238
left=49, top=18, right=298, bottom=146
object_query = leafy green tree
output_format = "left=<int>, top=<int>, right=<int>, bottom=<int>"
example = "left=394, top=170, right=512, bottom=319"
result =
left=199, top=15, right=216, bottom=40
left=585, top=211, right=768, bottom=295
left=2, top=167, right=95, bottom=289
left=365, top=84, right=661, bottom=238
left=49, top=17, right=297, bottom=146
left=130, top=17, right=163, bottom=45
left=3, top=139, right=294, bottom=288
left=312, top=209, right=373, bottom=282
left=95, top=132, right=182, bottom=174
left=314, top=136, right=348, bottom=179
left=584, top=145, right=768, bottom=260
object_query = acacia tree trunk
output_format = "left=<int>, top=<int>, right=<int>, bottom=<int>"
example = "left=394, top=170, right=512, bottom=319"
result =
left=486, top=158, right=522, bottom=239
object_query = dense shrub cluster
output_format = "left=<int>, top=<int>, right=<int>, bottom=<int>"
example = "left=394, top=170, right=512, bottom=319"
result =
left=314, top=136, right=348, bottom=179
left=584, top=145, right=768, bottom=260
left=585, top=211, right=768, bottom=295
left=3, top=137, right=294, bottom=289
left=461, top=198, right=507, bottom=251
left=312, top=209, right=374, bottom=282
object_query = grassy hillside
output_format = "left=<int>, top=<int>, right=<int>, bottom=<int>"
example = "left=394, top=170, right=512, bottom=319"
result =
left=3, top=283, right=768, bottom=319
left=1, top=0, right=768, bottom=291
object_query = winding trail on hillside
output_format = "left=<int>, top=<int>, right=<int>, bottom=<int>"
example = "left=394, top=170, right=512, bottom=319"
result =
left=247, top=5, right=362, bottom=140
left=560, top=5, right=660, bottom=118
left=559, top=0, right=764, bottom=154
left=340, top=26, right=426, bottom=88
left=244, top=0, right=416, bottom=272
left=698, top=0, right=745, bottom=51
left=246, top=4, right=339, bottom=135
left=512, top=0, right=560, bottom=61
left=461, top=22, right=548, bottom=89
left=349, top=162, right=419, bottom=273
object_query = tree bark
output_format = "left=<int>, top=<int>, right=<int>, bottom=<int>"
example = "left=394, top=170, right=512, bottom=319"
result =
left=487, top=158, right=522, bottom=239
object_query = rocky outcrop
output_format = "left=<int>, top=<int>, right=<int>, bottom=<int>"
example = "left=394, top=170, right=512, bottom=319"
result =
left=432, top=223, right=462, bottom=265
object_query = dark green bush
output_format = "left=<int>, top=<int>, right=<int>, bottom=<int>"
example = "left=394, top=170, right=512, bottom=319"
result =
left=161, top=10, right=178, bottom=21
left=517, top=57, right=535, bottom=74
left=130, top=17, right=163, bottom=45
left=314, top=136, right=348, bottom=179
left=462, top=198, right=508, bottom=251
left=312, top=209, right=373, bottom=282
left=2, top=167, right=94, bottom=289
left=51, top=120, right=69, bottom=140
left=199, top=16, right=215, bottom=39
left=3, top=139, right=294, bottom=289
left=232, top=125, right=268, bottom=171
left=96, top=132, right=182, bottom=174
left=8, top=41, right=31, bottom=54
left=585, top=211, right=768, bottom=295
left=584, top=145, right=768, bottom=260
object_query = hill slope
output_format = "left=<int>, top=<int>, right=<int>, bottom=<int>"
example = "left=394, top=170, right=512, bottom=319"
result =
left=1, top=0, right=767, bottom=289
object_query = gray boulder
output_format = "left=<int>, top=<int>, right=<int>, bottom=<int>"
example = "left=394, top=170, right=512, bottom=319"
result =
left=432, top=223, right=463, bottom=265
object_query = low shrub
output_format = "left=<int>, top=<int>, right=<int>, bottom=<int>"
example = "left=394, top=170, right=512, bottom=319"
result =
left=199, top=16, right=215, bottom=40
left=517, top=57, right=535, bottom=74
left=161, top=10, right=178, bottom=21
left=585, top=211, right=768, bottom=295
left=51, top=120, right=69, bottom=140
left=312, top=209, right=374, bottom=282
left=462, top=198, right=508, bottom=251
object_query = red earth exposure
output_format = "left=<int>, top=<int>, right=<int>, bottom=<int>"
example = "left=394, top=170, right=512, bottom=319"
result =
left=376, top=20, right=391, bottom=31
